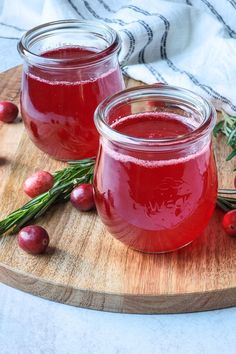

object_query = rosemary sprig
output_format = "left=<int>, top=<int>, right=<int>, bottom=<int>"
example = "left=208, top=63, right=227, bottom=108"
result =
left=213, top=112, right=236, bottom=161
left=0, top=158, right=95, bottom=235
left=217, top=189, right=236, bottom=212
left=213, top=111, right=236, bottom=210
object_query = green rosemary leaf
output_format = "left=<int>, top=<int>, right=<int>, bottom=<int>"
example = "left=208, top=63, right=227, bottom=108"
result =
left=217, top=188, right=236, bottom=212
left=215, top=112, right=236, bottom=161
left=226, top=149, right=236, bottom=161
left=216, top=199, right=230, bottom=212
left=213, top=120, right=224, bottom=137
left=218, top=189, right=236, bottom=195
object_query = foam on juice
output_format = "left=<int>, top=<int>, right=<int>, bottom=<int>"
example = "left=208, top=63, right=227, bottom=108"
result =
left=103, top=112, right=210, bottom=167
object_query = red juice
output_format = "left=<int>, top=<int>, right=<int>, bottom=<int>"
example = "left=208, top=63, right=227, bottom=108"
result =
left=21, top=46, right=124, bottom=160
left=94, top=112, right=217, bottom=253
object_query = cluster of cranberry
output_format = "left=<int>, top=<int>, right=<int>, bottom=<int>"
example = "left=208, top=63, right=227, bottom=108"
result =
left=19, top=171, right=95, bottom=255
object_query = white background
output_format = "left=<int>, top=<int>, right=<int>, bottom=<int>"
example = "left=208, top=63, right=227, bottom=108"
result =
left=0, top=282, right=236, bottom=354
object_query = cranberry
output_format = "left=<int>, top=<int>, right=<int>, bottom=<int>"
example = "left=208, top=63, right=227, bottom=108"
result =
left=23, top=171, right=54, bottom=198
left=0, top=101, right=18, bottom=123
left=18, top=225, right=49, bottom=254
left=222, top=210, right=236, bottom=237
left=70, top=183, right=95, bottom=211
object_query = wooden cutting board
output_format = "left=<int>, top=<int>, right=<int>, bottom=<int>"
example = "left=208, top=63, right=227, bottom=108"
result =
left=0, top=66, right=235, bottom=314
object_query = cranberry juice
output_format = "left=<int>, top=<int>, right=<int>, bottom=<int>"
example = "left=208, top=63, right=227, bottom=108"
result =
left=94, top=112, right=217, bottom=253
left=21, top=46, right=124, bottom=160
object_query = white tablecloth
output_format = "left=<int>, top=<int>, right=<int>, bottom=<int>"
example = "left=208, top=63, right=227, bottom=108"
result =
left=1, top=0, right=236, bottom=114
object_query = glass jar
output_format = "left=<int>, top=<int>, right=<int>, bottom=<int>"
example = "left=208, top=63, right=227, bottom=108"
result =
left=94, top=85, right=217, bottom=253
left=18, top=20, right=124, bottom=160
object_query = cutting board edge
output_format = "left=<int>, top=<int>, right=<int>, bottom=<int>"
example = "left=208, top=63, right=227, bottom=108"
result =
left=1, top=263, right=235, bottom=314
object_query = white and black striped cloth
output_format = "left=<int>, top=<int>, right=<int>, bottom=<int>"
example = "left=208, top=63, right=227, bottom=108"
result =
left=0, top=0, right=236, bottom=114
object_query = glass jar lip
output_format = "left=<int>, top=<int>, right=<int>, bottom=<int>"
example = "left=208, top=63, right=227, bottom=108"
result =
left=94, top=84, right=216, bottom=149
left=17, top=19, right=121, bottom=67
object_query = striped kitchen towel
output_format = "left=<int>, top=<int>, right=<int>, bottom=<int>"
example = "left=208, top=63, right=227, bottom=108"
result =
left=0, top=0, right=236, bottom=114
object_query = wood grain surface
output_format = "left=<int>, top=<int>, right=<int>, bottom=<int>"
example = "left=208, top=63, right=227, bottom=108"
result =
left=0, top=66, right=235, bottom=314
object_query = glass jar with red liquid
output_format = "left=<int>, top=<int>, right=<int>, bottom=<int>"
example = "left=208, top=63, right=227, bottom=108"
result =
left=18, top=20, right=124, bottom=160
left=94, top=85, right=218, bottom=253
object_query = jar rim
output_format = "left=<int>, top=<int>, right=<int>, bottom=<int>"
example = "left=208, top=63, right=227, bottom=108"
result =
left=94, top=84, right=216, bottom=149
left=17, top=19, right=121, bottom=67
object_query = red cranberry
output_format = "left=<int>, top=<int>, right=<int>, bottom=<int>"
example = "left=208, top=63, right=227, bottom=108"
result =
left=23, top=171, right=54, bottom=198
left=222, top=210, right=236, bottom=237
left=18, top=225, right=49, bottom=254
left=70, top=183, right=95, bottom=211
left=0, top=101, right=18, bottom=123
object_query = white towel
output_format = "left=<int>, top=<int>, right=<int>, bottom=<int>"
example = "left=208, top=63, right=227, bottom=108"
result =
left=0, top=0, right=236, bottom=115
